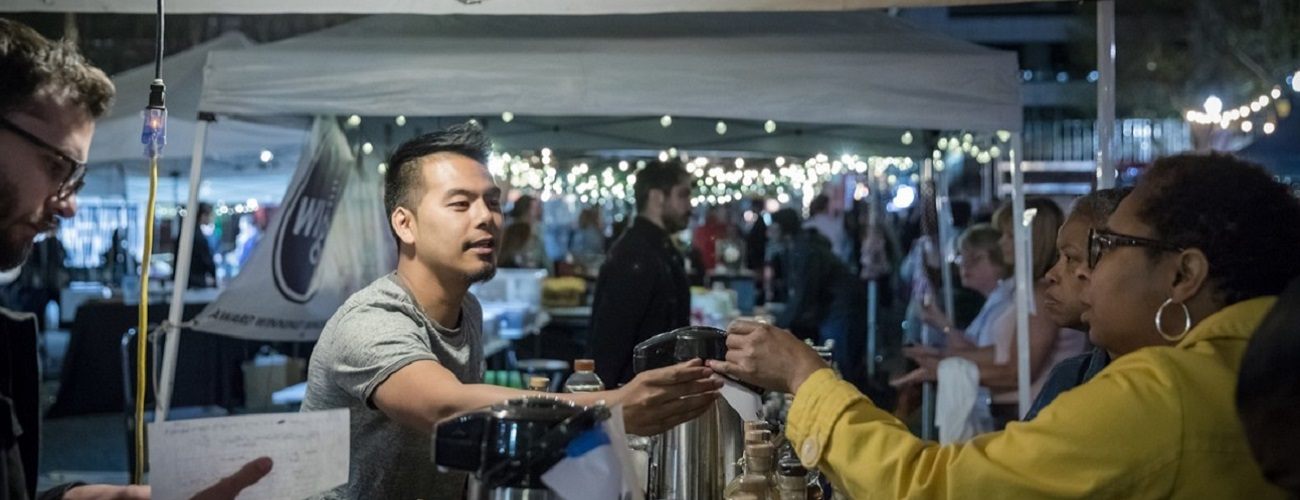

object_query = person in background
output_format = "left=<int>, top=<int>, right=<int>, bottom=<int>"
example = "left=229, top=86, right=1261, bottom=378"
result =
left=1024, top=187, right=1131, bottom=420
left=692, top=206, right=727, bottom=273
left=0, top=18, right=269, bottom=500
left=743, top=199, right=768, bottom=301
left=771, top=207, right=866, bottom=387
left=173, top=202, right=216, bottom=289
left=804, top=194, right=848, bottom=263
left=588, top=160, right=693, bottom=386
left=16, top=222, right=66, bottom=332
left=712, top=153, right=1298, bottom=498
left=567, top=206, right=605, bottom=274
left=904, top=198, right=1083, bottom=426
left=504, top=194, right=549, bottom=272
left=496, top=221, right=538, bottom=269
left=1237, top=276, right=1300, bottom=497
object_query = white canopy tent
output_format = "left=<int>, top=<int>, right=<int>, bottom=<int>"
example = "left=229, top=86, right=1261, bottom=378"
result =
left=4, top=0, right=1068, bottom=15
left=198, top=12, right=1023, bottom=133
left=83, top=32, right=309, bottom=203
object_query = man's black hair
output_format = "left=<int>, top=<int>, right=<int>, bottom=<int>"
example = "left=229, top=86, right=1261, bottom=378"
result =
left=383, top=122, right=492, bottom=243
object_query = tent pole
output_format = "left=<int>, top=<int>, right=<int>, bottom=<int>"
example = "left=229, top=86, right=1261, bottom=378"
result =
left=1096, top=0, right=1117, bottom=189
left=1010, top=133, right=1032, bottom=417
left=156, top=114, right=212, bottom=423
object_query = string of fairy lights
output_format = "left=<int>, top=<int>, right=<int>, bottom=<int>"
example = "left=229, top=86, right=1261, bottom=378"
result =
left=1183, top=69, right=1299, bottom=135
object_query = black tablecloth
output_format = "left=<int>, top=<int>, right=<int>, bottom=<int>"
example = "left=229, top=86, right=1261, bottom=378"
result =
left=46, top=300, right=314, bottom=418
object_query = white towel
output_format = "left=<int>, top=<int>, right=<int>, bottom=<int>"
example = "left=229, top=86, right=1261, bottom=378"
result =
left=936, top=357, right=993, bottom=444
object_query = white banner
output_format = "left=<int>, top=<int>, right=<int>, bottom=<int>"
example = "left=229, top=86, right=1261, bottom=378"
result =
left=191, top=117, right=394, bottom=341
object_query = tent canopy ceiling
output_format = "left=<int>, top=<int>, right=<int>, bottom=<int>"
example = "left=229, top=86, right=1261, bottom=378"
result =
left=199, top=11, right=1023, bottom=132
left=3, top=0, right=1068, bottom=15
left=89, top=32, right=308, bottom=171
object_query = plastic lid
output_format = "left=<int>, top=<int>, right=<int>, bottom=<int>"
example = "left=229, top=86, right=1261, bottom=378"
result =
left=574, top=359, right=596, bottom=372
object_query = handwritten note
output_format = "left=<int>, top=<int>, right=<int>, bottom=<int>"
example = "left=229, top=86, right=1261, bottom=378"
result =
left=149, top=409, right=349, bottom=500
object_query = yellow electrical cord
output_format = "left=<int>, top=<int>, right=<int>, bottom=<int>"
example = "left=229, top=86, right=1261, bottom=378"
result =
left=134, top=155, right=160, bottom=484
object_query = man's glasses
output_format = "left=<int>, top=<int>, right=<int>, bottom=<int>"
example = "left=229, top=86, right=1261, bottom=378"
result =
left=1088, top=228, right=1184, bottom=269
left=0, top=116, right=87, bottom=200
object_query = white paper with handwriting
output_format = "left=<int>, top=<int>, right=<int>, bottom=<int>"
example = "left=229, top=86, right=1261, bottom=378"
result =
left=148, top=409, right=349, bottom=500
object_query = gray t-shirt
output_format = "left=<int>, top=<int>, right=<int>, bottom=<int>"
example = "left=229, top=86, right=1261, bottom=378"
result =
left=302, top=273, right=484, bottom=500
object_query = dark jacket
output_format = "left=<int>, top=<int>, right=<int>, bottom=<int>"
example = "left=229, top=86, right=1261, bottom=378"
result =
left=0, top=307, right=40, bottom=500
left=1024, top=347, right=1110, bottom=421
left=588, top=218, right=691, bottom=386
left=777, top=229, right=865, bottom=340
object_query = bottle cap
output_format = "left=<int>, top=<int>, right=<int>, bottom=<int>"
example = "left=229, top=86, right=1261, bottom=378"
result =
left=745, top=430, right=771, bottom=445
left=528, top=376, right=550, bottom=391
left=574, top=359, right=596, bottom=372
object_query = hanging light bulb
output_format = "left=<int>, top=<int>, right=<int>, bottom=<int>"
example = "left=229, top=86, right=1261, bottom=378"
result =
left=394, top=115, right=407, bottom=127
left=764, top=120, right=777, bottom=134
left=715, top=121, right=728, bottom=135
left=660, top=115, right=673, bottom=128
left=346, top=115, right=362, bottom=127
left=1264, top=122, right=1277, bottom=134
left=362, top=142, right=374, bottom=155
left=901, top=131, right=914, bottom=145
left=501, top=112, right=515, bottom=123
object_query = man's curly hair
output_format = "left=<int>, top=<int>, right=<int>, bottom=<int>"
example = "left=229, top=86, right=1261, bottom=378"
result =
left=0, top=19, right=114, bottom=117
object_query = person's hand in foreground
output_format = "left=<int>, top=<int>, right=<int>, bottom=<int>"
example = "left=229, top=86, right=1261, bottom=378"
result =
left=617, top=359, right=723, bottom=436
left=61, top=457, right=272, bottom=500
left=707, top=319, right=828, bottom=394
left=191, top=456, right=273, bottom=500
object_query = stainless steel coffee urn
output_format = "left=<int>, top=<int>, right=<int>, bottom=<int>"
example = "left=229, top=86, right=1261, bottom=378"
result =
left=633, top=326, right=748, bottom=500
left=433, top=397, right=610, bottom=500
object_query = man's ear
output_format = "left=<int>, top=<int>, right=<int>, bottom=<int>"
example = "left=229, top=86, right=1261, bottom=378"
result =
left=391, top=206, right=417, bottom=246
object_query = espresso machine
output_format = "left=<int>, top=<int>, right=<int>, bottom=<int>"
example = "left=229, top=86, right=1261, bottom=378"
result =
left=433, top=397, right=611, bottom=500
left=633, top=326, right=751, bottom=500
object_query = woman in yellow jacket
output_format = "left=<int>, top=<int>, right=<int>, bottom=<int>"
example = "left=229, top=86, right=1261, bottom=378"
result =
left=711, top=153, right=1299, bottom=499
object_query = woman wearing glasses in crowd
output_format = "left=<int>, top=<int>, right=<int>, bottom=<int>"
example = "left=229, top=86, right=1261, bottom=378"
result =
left=711, top=153, right=1298, bottom=498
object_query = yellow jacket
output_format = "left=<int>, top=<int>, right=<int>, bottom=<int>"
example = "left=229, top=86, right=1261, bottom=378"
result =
left=786, top=297, right=1285, bottom=499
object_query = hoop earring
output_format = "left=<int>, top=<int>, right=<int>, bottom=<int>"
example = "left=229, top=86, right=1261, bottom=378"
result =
left=1155, top=298, right=1192, bottom=342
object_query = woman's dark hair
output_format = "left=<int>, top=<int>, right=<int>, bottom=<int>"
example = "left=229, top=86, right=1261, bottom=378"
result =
left=510, top=194, right=536, bottom=220
left=498, top=221, right=533, bottom=268
left=1135, top=153, right=1300, bottom=305
left=772, top=208, right=801, bottom=238
left=1069, top=187, right=1132, bottom=225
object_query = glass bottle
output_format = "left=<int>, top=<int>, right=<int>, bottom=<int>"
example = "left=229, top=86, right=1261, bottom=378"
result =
left=724, top=442, right=776, bottom=499
left=564, top=359, right=605, bottom=392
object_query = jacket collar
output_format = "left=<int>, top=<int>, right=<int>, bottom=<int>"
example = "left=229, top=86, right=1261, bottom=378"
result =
left=1178, top=296, right=1277, bottom=348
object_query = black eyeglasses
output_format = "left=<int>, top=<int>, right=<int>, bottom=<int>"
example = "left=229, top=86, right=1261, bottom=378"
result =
left=0, top=116, right=87, bottom=200
left=1088, top=228, right=1184, bottom=269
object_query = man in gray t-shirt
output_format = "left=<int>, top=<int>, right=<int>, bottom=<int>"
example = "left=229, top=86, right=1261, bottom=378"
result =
left=302, top=273, right=483, bottom=499
left=301, top=123, right=721, bottom=499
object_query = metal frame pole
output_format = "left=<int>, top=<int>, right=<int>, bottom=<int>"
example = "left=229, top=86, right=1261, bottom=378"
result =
left=1010, top=134, right=1033, bottom=416
left=1096, top=0, right=1117, bottom=189
left=156, top=115, right=211, bottom=422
